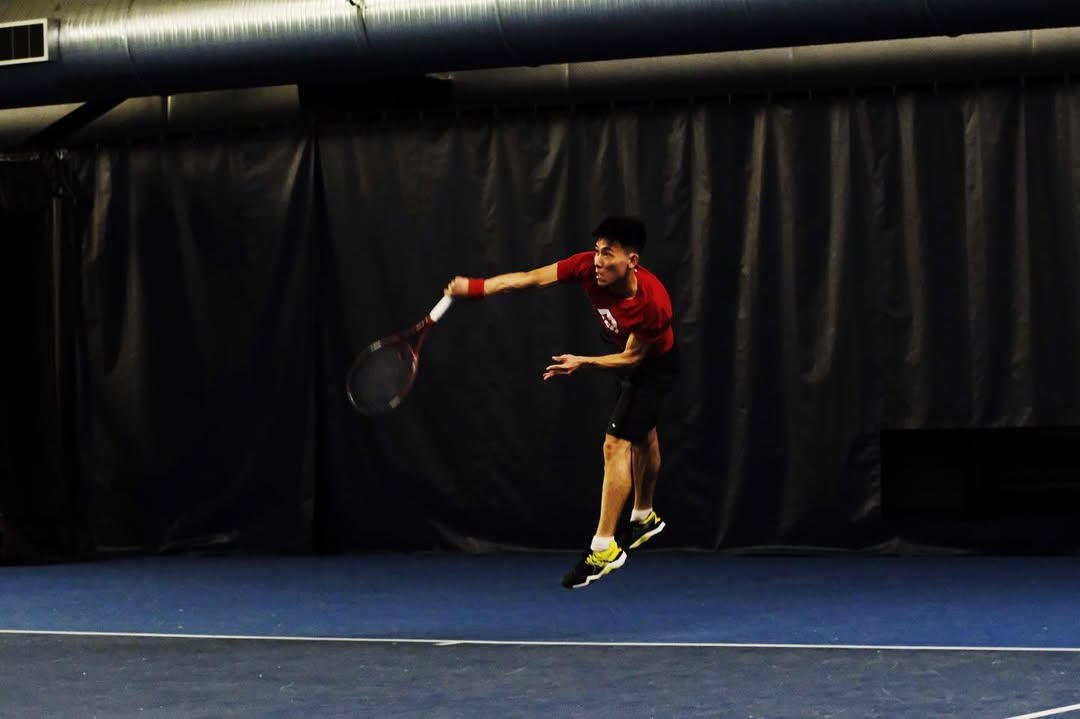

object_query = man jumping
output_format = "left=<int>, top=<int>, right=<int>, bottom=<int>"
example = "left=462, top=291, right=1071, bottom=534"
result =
left=445, top=216, right=680, bottom=588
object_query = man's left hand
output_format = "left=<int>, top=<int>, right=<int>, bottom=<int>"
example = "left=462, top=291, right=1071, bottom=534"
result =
left=543, top=354, right=584, bottom=380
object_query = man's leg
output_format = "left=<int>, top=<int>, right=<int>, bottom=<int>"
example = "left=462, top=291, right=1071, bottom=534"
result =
left=560, top=433, right=632, bottom=589
left=631, top=427, right=660, bottom=513
left=595, top=433, right=634, bottom=538
left=623, top=427, right=666, bottom=550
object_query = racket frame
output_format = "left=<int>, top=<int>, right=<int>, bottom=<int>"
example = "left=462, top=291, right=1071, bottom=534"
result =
left=346, top=295, right=454, bottom=414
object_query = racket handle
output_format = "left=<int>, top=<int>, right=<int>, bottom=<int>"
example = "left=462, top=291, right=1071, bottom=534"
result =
left=429, top=295, right=454, bottom=323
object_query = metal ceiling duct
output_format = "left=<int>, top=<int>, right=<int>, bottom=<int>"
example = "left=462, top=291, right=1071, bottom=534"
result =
left=445, top=27, right=1080, bottom=104
left=4, top=27, right=1080, bottom=152
left=0, top=0, right=364, bottom=109
left=3, top=0, right=1080, bottom=110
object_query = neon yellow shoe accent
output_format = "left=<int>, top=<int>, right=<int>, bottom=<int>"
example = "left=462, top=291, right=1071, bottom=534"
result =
left=625, top=513, right=666, bottom=550
left=585, top=542, right=624, bottom=568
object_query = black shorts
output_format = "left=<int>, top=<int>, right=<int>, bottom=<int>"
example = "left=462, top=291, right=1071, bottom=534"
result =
left=607, top=344, right=681, bottom=443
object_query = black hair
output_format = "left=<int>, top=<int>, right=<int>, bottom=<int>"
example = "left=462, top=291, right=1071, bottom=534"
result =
left=592, top=215, right=647, bottom=255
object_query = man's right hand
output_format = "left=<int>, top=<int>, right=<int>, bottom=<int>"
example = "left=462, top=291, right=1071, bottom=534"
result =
left=444, top=276, right=471, bottom=297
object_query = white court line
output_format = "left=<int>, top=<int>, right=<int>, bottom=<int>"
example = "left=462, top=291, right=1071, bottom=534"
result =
left=2, top=628, right=1080, bottom=652
left=1001, top=703, right=1080, bottom=719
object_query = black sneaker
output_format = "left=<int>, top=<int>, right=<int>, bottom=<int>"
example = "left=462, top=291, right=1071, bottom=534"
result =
left=620, top=511, right=666, bottom=551
left=560, top=542, right=627, bottom=589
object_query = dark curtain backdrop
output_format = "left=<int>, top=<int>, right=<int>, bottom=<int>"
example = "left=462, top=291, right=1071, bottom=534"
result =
left=0, top=156, right=86, bottom=562
left=72, top=131, right=320, bottom=554
left=3, top=80, right=1080, bottom=561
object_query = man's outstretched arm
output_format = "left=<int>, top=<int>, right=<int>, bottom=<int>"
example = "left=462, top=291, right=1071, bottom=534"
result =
left=445, top=263, right=559, bottom=297
left=543, top=333, right=651, bottom=380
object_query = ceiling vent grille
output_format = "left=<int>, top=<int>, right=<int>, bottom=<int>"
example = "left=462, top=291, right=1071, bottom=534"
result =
left=0, top=19, right=56, bottom=67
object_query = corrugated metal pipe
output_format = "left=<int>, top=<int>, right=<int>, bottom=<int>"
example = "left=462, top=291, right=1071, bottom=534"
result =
left=3, top=0, right=1080, bottom=110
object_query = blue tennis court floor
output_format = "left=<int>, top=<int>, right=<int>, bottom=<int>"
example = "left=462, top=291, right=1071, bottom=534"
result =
left=1, top=553, right=1079, bottom=717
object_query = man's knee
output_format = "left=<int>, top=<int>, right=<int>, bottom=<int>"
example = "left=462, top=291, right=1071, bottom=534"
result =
left=633, top=427, right=658, bottom=449
left=636, top=428, right=661, bottom=467
left=633, top=427, right=656, bottom=449
left=603, top=434, right=632, bottom=462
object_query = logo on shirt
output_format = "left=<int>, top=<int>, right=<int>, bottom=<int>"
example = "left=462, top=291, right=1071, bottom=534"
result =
left=597, top=308, right=619, bottom=333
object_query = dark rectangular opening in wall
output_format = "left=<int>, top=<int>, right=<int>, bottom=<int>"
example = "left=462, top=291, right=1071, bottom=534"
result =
left=12, top=26, right=29, bottom=60
left=881, top=427, right=1080, bottom=521
left=0, top=22, right=47, bottom=64
left=29, top=24, right=44, bottom=58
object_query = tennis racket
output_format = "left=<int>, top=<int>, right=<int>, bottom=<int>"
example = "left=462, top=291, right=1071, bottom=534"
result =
left=346, top=295, right=454, bottom=415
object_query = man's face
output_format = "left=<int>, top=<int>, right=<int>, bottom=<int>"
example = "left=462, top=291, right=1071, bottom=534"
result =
left=593, top=237, right=637, bottom=287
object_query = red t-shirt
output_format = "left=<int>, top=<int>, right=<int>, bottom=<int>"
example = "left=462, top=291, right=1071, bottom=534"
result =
left=556, top=251, right=675, bottom=357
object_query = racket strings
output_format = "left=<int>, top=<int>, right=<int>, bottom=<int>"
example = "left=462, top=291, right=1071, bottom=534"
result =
left=347, top=342, right=417, bottom=414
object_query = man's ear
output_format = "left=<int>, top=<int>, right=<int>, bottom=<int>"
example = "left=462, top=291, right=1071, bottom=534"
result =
left=627, top=251, right=640, bottom=269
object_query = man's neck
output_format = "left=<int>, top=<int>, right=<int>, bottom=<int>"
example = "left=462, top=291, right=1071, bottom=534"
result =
left=611, top=269, right=639, bottom=299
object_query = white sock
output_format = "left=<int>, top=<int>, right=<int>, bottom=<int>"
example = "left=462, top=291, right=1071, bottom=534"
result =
left=631, top=507, right=653, bottom=523
left=590, top=535, right=613, bottom=552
